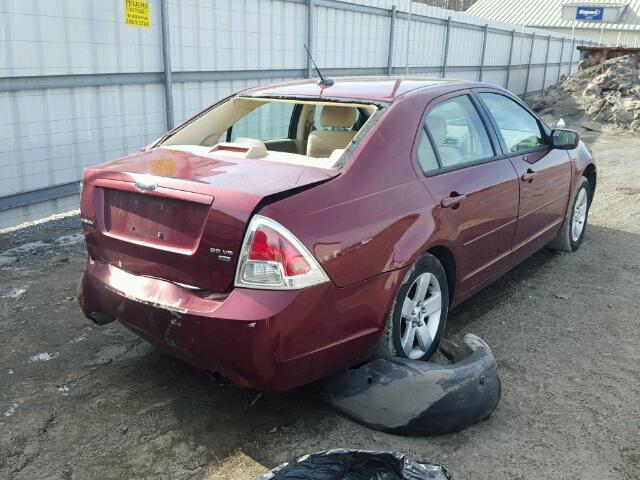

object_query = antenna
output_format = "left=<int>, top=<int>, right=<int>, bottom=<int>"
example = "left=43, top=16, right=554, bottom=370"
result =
left=304, top=44, right=334, bottom=87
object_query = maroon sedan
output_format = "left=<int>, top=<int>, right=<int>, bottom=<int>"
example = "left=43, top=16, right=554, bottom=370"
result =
left=78, top=77, right=596, bottom=390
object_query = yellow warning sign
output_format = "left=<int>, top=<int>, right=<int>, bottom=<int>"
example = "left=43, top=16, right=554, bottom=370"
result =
left=125, top=0, right=150, bottom=28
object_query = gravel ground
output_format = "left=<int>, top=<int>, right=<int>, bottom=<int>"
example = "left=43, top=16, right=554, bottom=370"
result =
left=1, top=129, right=639, bottom=479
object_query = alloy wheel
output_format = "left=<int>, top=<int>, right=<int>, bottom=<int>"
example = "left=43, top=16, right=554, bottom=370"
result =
left=571, top=187, right=588, bottom=242
left=400, top=272, right=442, bottom=359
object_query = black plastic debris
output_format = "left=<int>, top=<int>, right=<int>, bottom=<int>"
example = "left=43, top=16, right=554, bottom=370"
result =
left=322, top=334, right=500, bottom=436
left=258, top=449, right=450, bottom=480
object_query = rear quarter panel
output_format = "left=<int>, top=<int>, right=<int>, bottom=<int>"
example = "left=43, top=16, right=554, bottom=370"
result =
left=260, top=90, right=446, bottom=288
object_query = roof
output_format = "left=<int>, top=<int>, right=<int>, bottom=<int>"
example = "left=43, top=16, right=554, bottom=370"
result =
left=467, top=0, right=640, bottom=32
left=241, top=77, right=460, bottom=103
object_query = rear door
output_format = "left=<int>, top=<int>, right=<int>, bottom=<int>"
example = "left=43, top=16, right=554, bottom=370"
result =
left=475, top=90, right=571, bottom=260
left=417, top=91, right=520, bottom=295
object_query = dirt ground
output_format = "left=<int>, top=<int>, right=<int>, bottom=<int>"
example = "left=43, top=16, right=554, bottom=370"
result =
left=1, top=128, right=639, bottom=480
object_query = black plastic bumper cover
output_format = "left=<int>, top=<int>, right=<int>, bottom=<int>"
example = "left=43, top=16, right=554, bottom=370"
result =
left=259, top=449, right=450, bottom=480
left=321, top=334, right=501, bottom=436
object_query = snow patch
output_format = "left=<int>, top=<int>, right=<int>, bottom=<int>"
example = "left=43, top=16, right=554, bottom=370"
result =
left=29, top=352, right=59, bottom=363
left=0, top=256, right=17, bottom=267
left=55, top=233, right=85, bottom=246
left=102, top=328, right=123, bottom=337
left=1, top=241, right=48, bottom=256
left=8, top=369, right=14, bottom=375
left=0, top=209, right=79, bottom=234
left=2, top=287, right=27, bottom=299
left=70, top=334, right=87, bottom=344
left=0, top=231, right=84, bottom=259
left=4, top=403, right=18, bottom=417
left=57, top=386, right=70, bottom=394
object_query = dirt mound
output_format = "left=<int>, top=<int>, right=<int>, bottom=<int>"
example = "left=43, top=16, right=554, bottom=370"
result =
left=528, top=55, right=640, bottom=131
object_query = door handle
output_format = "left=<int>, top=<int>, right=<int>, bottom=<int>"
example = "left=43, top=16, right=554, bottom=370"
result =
left=441, top=193, right=467, bottom=208
left=521, top=169, right=537, bottom=182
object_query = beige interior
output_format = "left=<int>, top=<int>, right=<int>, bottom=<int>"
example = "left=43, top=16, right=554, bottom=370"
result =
left=306, top=105, right=358, bottom=158
left=161, top=144, right=341, bottom=170
left=160, top=97, right=378, bottom=170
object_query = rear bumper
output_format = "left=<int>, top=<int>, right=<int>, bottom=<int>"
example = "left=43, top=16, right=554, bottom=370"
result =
left=79, top=258, right=405, bottom=390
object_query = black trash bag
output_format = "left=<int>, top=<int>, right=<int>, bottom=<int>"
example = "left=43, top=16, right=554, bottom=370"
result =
left=322, top=334, right=501, bottom=436
left=258, top=449, right=450, bottom=480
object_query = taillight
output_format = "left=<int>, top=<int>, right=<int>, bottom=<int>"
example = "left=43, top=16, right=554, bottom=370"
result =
left=234, top=215, right=329, bottom=290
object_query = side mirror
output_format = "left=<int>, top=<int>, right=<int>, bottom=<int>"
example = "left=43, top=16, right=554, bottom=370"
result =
left=551, top=129, right=579, bottom=150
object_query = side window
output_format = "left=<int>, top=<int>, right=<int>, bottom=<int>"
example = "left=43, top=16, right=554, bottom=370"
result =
left=479, top=93, right=546, bottom=153
left=231, top=102, right=295, bottom=141
left=417, top=129, right=439, bottom=173
left=425, top=95, right=494, bottom=168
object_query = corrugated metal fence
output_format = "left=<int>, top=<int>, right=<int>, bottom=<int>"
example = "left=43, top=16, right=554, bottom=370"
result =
left=0, top=0, right=596, bottom=229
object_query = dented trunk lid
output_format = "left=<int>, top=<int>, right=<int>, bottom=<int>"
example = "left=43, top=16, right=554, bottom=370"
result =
left=80, top=147, right=337, bottom=292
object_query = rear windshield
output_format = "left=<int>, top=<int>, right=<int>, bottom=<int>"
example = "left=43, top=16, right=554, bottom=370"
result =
left=160, top=97, right=379, bottom=170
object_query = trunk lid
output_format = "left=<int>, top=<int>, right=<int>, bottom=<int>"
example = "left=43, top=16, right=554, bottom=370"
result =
left=81, top=147, right=337, bottom=292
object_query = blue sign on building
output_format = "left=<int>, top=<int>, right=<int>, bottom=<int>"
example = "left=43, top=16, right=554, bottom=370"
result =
left=576, top=6, right=604, bottom=20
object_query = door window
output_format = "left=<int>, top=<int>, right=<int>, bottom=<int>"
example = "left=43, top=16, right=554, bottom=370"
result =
left=416, top=129, right=439, bottom=173
left=478, top=93, right=546, bottom=153
left=423, top=95, right=494, bottom=169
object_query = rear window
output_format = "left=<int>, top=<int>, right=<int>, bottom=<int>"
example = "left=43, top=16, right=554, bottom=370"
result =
left=160, top=97, right=379, bottom=170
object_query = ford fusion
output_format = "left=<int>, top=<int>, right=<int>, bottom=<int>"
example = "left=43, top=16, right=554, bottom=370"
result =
left=78, top=78, right=596, bottom=390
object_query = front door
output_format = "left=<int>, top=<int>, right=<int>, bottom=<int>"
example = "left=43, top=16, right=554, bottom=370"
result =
left=476, top=91, right=572, bottom=260
left=417, top=92, right=520, bottom=295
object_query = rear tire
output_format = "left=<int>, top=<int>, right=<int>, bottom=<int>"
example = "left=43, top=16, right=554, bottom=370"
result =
left=548, top=176, right=590, bottom=252
left=374, top=253, right=449, bottom=361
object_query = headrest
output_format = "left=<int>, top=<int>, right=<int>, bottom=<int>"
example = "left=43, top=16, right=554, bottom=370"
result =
left=427, top=113, right=447, bottom=146
left=320, top=106, right=357, bottom=128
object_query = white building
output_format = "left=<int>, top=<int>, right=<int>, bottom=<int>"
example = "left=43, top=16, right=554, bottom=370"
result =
left=468, top=0, right=640, bottom=46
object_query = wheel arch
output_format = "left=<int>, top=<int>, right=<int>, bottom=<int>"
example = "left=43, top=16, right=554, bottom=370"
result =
left=426, top=245, right=457, bottom=305
left=583, top=162, right=597, bottom=204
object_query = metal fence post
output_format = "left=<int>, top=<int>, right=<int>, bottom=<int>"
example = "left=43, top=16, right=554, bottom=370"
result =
left=306, top=0, right=314, bottom=78
left=160, top=0, right=174, bottom=130
left=442, top=16, right=451, bottom=77
left=505, top=29, right=515, bottom=89
left=478, top=24, right=488, bottom=81
left=524, top=32, right=535, bottom=97
left=541, top=34, right=551, bottom=92
left=387, top=5, right=397, bottom=76
left=569, top=37, right=576, bottom=75
left=557, top=37, right=565, bottom=83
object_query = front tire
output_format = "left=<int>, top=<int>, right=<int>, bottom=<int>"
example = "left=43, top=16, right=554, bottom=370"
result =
left=548, top=176, right=591, bottom=252
left=374, top=253, right=449, bottom=361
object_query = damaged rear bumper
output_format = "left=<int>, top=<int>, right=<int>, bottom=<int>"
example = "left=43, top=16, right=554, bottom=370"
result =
left=78, top=259, right=285, bottom=388
left=78, top=258, right=400, bottom=390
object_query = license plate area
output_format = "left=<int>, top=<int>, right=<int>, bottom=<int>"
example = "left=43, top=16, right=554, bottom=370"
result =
left=98, top=187, right=211, bottom=254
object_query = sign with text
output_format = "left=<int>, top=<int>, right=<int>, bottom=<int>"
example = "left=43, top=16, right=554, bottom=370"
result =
left=575, top=6, right=604, bottom=21
left=125, top=0, right=150, bottom=28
